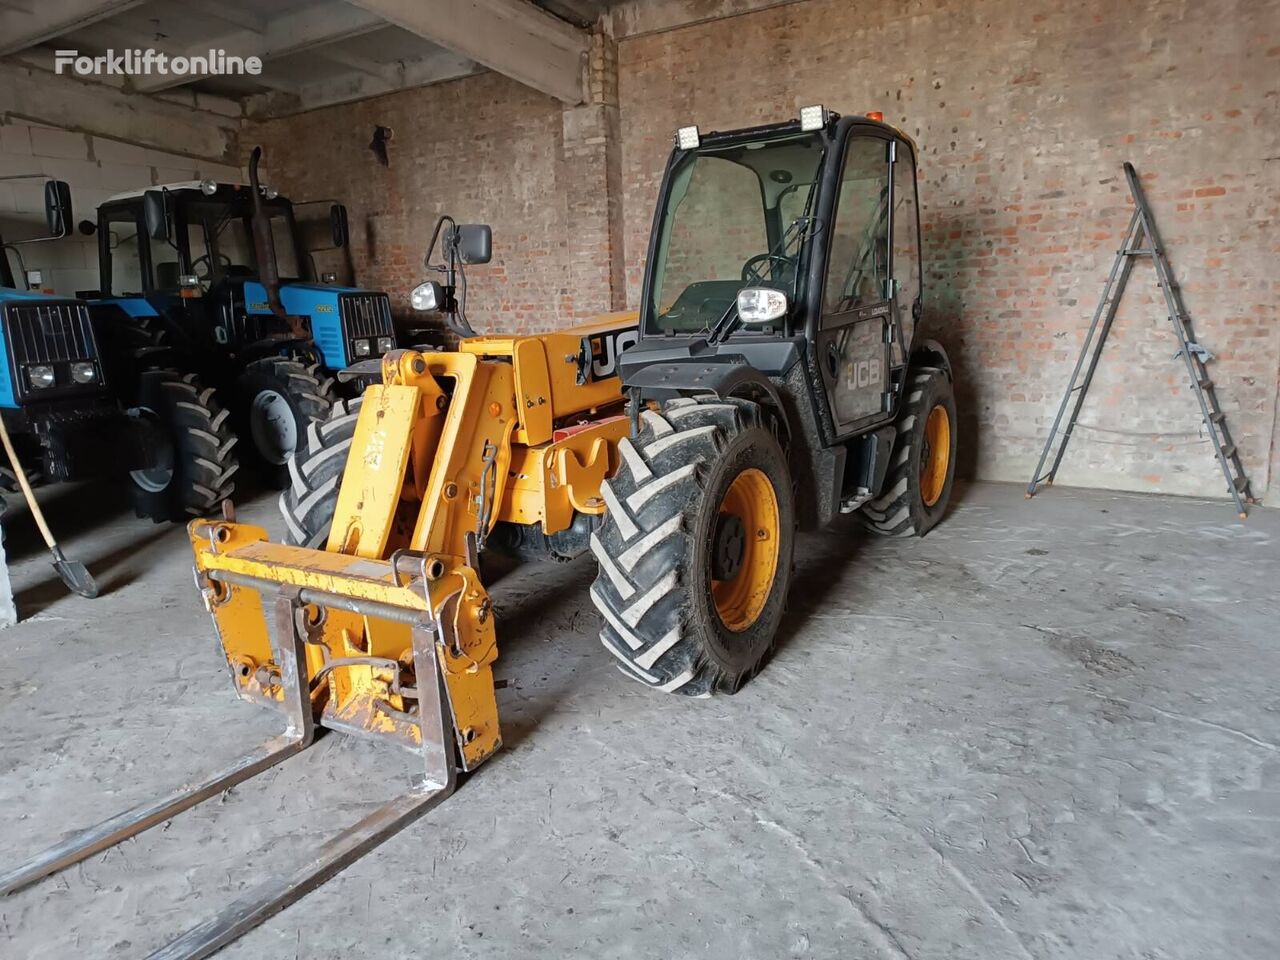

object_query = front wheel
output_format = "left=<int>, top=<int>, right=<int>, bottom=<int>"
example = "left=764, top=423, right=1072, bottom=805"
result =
left=237, top=358, right=336, bottom=488
left=128, top=369, right=239, bottom=522
left=859, top=364, right=957, bottom=537
left=589, top=396, right=795, bottom=696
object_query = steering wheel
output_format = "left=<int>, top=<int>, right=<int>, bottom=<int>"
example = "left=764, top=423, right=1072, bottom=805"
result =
left=190, top=251, right=232, bottom=284
left=741, top=253, right=792, bottom=285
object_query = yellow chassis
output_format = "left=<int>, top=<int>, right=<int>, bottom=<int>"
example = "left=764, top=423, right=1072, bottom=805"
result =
left=190, top=314, right=637, bottom=770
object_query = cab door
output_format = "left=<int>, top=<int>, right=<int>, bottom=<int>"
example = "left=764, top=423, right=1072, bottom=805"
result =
left=814, top=134, right=896, bottom=436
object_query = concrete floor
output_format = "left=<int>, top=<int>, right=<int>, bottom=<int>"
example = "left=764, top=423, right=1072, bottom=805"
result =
left=0, top=480, right=1276, bottom=959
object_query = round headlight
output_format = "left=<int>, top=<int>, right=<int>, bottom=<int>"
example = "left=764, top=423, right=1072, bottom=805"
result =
left=27, top=365, right=55, bottom=389
left=199, top=178, right=218, bottom=196
left=376, top=336, right=395, bottom=354
left=71, top=361, right=97, bottom=384
left=353, top=339, right=372, bottom=357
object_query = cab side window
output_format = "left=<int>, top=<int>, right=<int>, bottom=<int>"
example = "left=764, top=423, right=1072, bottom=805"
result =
left=105, top=211, right=145, bottom=296
left=892, top=145, right=922, bottom=347
left=823, top=138, right=891, bottom=313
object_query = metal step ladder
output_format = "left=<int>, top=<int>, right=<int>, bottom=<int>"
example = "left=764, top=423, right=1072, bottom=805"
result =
left=1025, top=162, right=1254, bottom=518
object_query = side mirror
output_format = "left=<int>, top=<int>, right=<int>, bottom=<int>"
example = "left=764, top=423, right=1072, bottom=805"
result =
left=44, top=180, right=73, bottom=238
left=452, top=224, right=492, bottom=265
left=736, top=287, right=789, bottom=324
left=329, top=204, right=349, bottom=248
left=143, top=190, right=171, bottom=242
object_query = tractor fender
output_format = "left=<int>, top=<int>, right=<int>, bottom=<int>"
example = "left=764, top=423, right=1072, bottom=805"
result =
left=913, top=338, right=953, bottom=378
left=624, top=359, right=791, bottom=444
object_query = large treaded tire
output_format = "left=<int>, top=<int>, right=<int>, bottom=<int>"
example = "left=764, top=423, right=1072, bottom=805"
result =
left=859, top=365, right=957, bottom=537
left=128, top=369, right=239, bottom=522
left=589, top=396, right=796, bottom=697
left=237, top=357, right=336, bottom=488
left=278, top=396, right=362, bottom=547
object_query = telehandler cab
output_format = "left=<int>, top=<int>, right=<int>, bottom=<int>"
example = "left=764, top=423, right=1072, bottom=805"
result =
left=0, top=108, right=956, bottom=958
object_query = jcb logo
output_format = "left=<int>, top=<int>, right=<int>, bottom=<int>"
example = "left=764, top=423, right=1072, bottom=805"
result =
left=591, top=327, right=639, bottom=379
left=845, top=359, right=882, bottom=391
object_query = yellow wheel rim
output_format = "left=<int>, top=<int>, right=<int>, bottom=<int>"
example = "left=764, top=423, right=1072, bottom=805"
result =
left=711, top=468, right=781, bottom=632
left=920, top=404, right=951, bottom=508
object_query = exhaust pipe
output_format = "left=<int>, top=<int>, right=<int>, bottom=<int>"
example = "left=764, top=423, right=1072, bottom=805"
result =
left=247, top=146, right=305, bottom=337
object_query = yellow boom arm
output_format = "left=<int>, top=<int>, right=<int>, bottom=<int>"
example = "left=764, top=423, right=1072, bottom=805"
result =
left=190, top=315, right=636, bottom=770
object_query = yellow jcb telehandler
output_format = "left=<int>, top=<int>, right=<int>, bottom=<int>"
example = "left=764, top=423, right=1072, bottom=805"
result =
left=1, top=107, right=957, bottom=959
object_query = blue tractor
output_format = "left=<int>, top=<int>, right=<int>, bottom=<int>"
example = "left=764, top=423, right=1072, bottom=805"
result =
left=0, top=178, right=203, bottom=521
left=82, top=146, right=396, bottom=489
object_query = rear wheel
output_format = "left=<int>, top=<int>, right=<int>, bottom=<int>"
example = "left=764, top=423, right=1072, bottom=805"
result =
left=859, top=365, right=957, bottom=537
left=128, top=369, right=239, bottom=522
left=237, top=358, right=336, bottom=488
left=590, top=396, right=795, bottom=696
left=279, top=397, right=362, bottom=547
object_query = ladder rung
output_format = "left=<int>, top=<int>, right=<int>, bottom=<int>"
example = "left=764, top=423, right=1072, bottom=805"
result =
left=1125, top=249, right=1155, bottom=257
left=1197, top=378, right=1213, bottom=390
left=1221, top=444, right=1236, bottom=458
left=1234, top=476, right=1250, bottom=491
left=1208, top=412, right=1225, bottom=424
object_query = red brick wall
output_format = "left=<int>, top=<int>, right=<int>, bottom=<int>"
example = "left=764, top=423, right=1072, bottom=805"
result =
left=620, top=0, right=1279, bottom=499
left=249, top=0, right=1279, bottom=499
left=245, top=70, right=621, bottom=342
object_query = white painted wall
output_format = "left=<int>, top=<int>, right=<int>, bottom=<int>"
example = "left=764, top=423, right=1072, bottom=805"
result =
left=0, top=120, right=240, bottom=298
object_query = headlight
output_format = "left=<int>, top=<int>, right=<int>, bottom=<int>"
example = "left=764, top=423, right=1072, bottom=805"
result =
left=737, top=287, right=789, bottom=324
left=27, top=365, right=55, bottom=389
left=70, top=361, right=97, bottom=384
left=353, top=339, right=372, bottom=357
left=376, top=336, right=395, bottom=353
left=199, top=178, right=218, bottom=196
left=410, top=281, right=441, bottom=312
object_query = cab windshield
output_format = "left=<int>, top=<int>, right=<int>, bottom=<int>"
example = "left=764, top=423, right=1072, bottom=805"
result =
left=183, top=201, right=301, bottom=284
left=646, top=132, right=825, bottom=336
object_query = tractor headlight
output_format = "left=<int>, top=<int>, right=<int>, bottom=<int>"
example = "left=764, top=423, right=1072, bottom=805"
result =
left=70, top=361, right=97, bottom=384
left=376, top=336, right=395, bottom=354
left=199, top=178, right=218, bottom=196
left=353, top=339, right=372, bottom=357
left=27, top=365, right=56, bottom=389
left=737, top=287, right=789, bottom=325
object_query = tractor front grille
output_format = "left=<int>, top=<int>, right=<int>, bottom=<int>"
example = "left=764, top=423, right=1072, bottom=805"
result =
left=5, top=301, right=99, bottom=365
left=339, top=292, right=394, bottom=358
left=2, top=300, right=106, bottom=402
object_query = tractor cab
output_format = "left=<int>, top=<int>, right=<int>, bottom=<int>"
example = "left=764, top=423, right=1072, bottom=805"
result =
left=88, top=177, right=394, bottom=379
left=0, top=179, right=162, bottom=488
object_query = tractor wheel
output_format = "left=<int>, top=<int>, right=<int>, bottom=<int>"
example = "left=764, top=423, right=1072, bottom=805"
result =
left=237, top=358, right=336, bottom=488
left=278, top=396, right=362, bottom=547
left=128, top=370, right=239, bottom=522
left=859, top=365, right=957, bottom=537
left=589, top=396, right=795, bottom=696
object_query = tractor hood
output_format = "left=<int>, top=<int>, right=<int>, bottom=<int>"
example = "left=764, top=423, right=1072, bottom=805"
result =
left=0, top=287, right=75, bottom=304
left=243, top=281, right=394, bottom=370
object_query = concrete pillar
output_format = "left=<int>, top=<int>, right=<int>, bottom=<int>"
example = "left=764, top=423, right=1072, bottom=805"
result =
left=0, top=523, right=16, bottom=628
left=557, top=28, right=626, bottom=318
